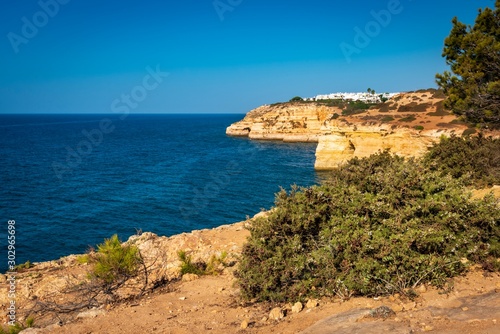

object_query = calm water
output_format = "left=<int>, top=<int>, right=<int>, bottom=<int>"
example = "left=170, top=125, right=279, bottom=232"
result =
left=0, top=114, right=320, bottom=270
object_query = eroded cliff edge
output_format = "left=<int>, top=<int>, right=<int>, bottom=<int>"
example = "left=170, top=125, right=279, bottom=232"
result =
left=227, top=90, right=470, bottom=169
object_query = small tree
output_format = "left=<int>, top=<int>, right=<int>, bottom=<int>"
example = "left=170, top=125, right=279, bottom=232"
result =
left=289, top=96, right=304, bottom=102
left=436, top=1, right=500, bottom=127
left=89, top=234, right=141, bottom=294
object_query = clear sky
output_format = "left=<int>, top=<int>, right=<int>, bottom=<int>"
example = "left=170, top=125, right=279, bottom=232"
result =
left=0, top=0, right=495, bottom=114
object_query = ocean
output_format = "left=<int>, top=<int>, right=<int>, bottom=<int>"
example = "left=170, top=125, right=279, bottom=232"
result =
left=0, top=113, right=320, bottom=271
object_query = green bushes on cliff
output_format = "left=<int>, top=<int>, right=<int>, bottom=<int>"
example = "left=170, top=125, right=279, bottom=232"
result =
left=236, top=150, right=500, bottom=302
left=341, top=100, right=374, bottom=116
left=424, top=134, right=500, bottom=187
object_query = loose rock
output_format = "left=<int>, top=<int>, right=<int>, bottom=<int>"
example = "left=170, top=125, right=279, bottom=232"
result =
left=182, top=273, right=199, bottom=282
left=418, top=285, right=427, bottom=293
left=306, top=299, right=319, bottom=309
left=403, top=302, right=416, bottom=311
left=292, top=302, right=303, bottom=313
left=76, top=309, right=105, bottom=319
left=392, top=304, right=404, bottom=313
left=269, top=307, right=285, bottom=320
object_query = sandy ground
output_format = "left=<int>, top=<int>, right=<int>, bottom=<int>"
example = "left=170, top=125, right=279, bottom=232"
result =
left=27, top=265, right=500, bottom=334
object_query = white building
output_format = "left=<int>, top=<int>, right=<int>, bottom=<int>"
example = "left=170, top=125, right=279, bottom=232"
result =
left=305, top=92, right=399, bottom=103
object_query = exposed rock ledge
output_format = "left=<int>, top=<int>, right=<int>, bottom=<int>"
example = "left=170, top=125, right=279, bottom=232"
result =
left=227, top=91, right=471, bottom=169
left=314, top=126, right=445, bottom=169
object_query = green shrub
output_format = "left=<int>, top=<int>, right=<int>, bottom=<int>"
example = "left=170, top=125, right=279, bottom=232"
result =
left=462, top=128, right=477, bottom=136
left=436, top=122, right=457, bottom=129
left=89, top=235, right=141, bottom=289
left=77, top=254, right=90, bottom=264
left=178, top=250, right=229, bottom=276
left=400, top=115, right=416, bottom=122
left=206, top=251, right=229, bottom=275
left=0, top=324, right=23, bottom=334
left=377, top=103, right=390, bottom=112
left=423, top=134, right=500, bottom=187
left=0, top=317, right=35, bottom=334
left=178, top=250, right=206, bottom=276
left=14, top=260, right=33, bottom=271
left=388, top=103, right=398, bottom=111
left=413, top=125, right=424, bottom=131
left=341, top=101, right=375, bottom=116
left=428, top=102, right=451, bottom=116
left=412, top=103, right=432, bottom=112
left=380, top=116, right=394, bottom=122
left=398, top=102, right=420, bottom=112
left=432, top=89, right=446, bottom=99
left=237, top=151, right=500, bottom=302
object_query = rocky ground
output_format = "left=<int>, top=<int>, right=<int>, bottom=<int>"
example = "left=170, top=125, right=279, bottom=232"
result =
left=21, top=266, right=500, bottom=334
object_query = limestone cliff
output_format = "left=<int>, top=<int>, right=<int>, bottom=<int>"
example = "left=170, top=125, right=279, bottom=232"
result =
left=227, top=90, right=470, bottom=169
left=314, top=127, right=445, bottom=169
left=226, top=103, right=338, bottom=142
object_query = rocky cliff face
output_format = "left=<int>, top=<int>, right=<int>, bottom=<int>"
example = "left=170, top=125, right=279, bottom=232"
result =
left=313, top=127, right=444, bottom=169
left=226, top=103, right=338, bottom=142
left=227, top=91, right=469, bottom=169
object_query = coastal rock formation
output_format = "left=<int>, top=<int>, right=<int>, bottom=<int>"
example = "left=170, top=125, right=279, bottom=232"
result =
left=314, top=128, right=443, bottom=169
left=227, top=90, right=469, bottom=169
left=226, top=103, right=337, bottom=142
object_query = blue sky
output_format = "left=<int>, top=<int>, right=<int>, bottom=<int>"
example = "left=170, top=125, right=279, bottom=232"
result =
left=0, top=0, right=495, bottom=114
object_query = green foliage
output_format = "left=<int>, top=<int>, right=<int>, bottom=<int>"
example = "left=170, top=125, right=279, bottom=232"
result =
left=423, top=134, right=500, bottom=187
left=0, top=317, right=35, bottom=334
left=89, top=235, right=140, bottom=287
left=342, top=101, right=375, bottom=116
left=178, top=250, right=206, bottom=276
left=462, top=128, right=477, bottom=136
left=14, top=260, right=33, bottom=271
left=206, top=251, right=229, bottom=275
left=289, top=96, right=304, bottom=102
left=380, top=116, right=394, bottom=122
left=237, top=151, right=500, bottom=302
left=0, top=324, right=22, bottom=334
left=400, top=115, right=416, bottom=122
left=178, top=250, right=229, bottom=276
left=436, top=2, right=500, bottom=127
left=427, top=101, right=451, bottom=117
left=315, top=99, right=346, bottom=108
left=25, top=317, right=34, bottom=328
left=413, top=125, right=424, bottom=131
left=77, top=254, right=90, bottom=264
left=377, top=103, right=390, bottom=112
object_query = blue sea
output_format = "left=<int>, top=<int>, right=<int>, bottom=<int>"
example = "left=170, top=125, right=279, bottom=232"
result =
left=0, top=114, right=321, bottom=271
